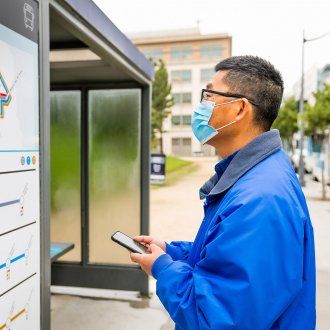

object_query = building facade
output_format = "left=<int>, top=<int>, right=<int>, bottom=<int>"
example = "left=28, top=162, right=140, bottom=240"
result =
left=292, top=64, right=330, bottom=103
left=291, top=64, right=330, bottom=184
left=131, top=28, right=232, bottom=157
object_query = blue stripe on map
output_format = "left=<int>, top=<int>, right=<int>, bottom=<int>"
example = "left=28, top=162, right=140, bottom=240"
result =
left=0, top=150, right=39, bottom=152
left=0, top=199, right=20, bottom=208
left=0, top=253, right=26, bottom=269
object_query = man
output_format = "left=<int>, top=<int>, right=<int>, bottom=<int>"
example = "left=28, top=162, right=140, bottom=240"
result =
left=130, top=55, right=316, bottom=329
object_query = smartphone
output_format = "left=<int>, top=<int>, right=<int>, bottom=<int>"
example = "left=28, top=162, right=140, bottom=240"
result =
left=111, top=231, right=149, bottom=254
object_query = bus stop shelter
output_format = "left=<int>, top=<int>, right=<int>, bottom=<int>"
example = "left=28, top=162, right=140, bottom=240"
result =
left=0, top=0, right=153, bottom=329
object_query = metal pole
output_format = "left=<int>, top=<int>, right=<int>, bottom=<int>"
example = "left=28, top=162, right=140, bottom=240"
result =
left=39, top=0, right=51, bottom=328
left=298, top=30, right=306, bottom=187
left=297, top=29, right=330, bottom=187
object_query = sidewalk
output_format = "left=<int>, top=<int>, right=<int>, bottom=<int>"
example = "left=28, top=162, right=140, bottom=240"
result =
left=150, top=157, right=217, bottom=243
left=302, top=176, right=330, bottom=330
left=51, top=157, right=330, bottom=329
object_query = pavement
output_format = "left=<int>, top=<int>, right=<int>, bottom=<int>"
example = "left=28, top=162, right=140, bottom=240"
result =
left=302, top=176, right=330, bottom=330
left=51, top=157, right=330, bottom=330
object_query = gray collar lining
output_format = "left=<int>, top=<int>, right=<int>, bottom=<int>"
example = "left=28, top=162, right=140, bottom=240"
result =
left=200, top=129, right=282, bottom=199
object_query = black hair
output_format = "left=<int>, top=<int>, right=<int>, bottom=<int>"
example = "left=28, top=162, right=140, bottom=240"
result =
left=214, top=55, right=284, bottom=131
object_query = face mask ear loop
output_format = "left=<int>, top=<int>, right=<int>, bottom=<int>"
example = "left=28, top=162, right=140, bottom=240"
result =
left=215, top=120, right=237, bottom=131
left=213, top=98, right=243, bottom=110
left=212, top=98, right=243, bottom=130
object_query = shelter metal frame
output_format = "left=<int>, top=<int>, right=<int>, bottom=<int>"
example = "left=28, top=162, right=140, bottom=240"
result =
left=50, top=82, right=150, bottom=296
left=39, top=0, right=153, bottom=328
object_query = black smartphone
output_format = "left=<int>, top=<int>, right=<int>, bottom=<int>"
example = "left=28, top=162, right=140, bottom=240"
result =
left=111, top=231, right=149, bottom=254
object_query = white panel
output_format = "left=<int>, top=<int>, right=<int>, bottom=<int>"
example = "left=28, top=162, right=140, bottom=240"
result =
left=0, top=224, right=39, bottom=295
left=0, top=275, right=39, bottom=330
left=0, top=0, right=40, bottom=328
left=0, top=168, right=39, bottom=235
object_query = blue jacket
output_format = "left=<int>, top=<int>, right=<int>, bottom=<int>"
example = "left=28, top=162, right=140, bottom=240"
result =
left=151, top=130, right=316, bottom=329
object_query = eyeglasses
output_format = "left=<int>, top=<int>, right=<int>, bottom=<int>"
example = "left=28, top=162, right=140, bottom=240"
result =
left=201, top=88, right=259, bottom=107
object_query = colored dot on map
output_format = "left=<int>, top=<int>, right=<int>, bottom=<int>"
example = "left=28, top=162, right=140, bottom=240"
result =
left=21, top=156, right=25, bottom=166
left=32, top=155, right=36, bottom=165
left=27, top=156, right=31, bottom=165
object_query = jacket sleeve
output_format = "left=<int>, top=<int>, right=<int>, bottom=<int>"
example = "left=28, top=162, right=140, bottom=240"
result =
left=165, top=241, right=193, bottom=261
left=152, top=194, right=304, bottom=329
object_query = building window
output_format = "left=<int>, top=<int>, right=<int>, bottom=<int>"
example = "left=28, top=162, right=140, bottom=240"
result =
left=171, top=137, right=192, bottom=156
left=171, top=70, right=192, bottom=82
left=171, top=115, right=181, bottom=126
left=172, top=92, right=192, bottom=104
left=172, top=138, right=180, bottom=146
left=143, top=48, right=163, bottom=60
left=182, top=115, right=191, bottom=125
left=170, top=46, right=192, bottom=61
left=200, top=44, right=222, bottom=59
left=201, top=68, right=214, bottom=82
left=182, top=138, right=191, bottom=146
left=171, top=115, right=191, bottom=126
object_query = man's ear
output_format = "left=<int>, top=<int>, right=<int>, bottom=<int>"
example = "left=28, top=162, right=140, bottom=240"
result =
left=234, top=99, right=250, bottom=122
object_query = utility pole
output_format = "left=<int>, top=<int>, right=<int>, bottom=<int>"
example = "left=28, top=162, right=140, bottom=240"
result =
left=298, top=29, right=330, bottom=187
left=298, top=30, right=306, bottom=187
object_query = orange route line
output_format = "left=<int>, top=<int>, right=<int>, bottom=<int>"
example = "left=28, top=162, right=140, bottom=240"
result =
left=0, top=307, right=26, bottom=329
left=11, top=308, right=26, bottom=321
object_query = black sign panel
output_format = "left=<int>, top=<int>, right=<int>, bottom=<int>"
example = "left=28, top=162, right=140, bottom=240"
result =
left=0, top=0, right=39, bottom=44
left=151, top=154, right=166, bottom=176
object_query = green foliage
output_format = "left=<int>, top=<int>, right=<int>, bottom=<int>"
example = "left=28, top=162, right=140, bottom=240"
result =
left=303, top=83, right=330, bottom=137
left=50, top=93, right=81, bottom=212
left=272, top=97, right=298, bottom=150
left=151, top=59, right=173, bottom=153
left=303, top=83, right=330, bottom=200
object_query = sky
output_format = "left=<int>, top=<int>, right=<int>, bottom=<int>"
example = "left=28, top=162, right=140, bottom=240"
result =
left=94, top=0, right=330, bottom=96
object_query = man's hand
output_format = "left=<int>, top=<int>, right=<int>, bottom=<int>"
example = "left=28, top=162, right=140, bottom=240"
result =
left=133, top=235, right=166, bottom=252
left=130, top=244, right=165, bottom=276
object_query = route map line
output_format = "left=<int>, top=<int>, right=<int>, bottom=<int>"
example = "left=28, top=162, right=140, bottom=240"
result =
left=0, top=253, right=25, bottom=270
left=0, top=307, right=26, bottom=329
left=0, top=199, right=20, bottom=208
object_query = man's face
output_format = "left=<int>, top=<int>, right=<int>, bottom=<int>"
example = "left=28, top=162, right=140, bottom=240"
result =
left=203, top=70, right=253, bottom=144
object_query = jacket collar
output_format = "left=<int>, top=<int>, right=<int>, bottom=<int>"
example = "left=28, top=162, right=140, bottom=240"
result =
left=199, top=129, right=282, bottom=199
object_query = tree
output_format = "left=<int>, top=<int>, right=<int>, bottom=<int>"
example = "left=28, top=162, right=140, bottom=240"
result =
left=151, top=59, right=173, bottom=154
left=272, top=97, right=298, bottom=153
left=303, top=83, right=330, bottom=199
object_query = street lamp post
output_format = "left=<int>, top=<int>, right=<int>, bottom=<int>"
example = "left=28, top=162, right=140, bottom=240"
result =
left=298, top=30, right=306, bottom=187
left=298, top=29, right=330, bottom=187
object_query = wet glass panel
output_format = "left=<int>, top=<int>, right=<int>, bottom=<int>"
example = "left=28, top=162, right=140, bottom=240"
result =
left=50, top=90, right=81, bottom=262
left=88, top=89, right=141, bottom=265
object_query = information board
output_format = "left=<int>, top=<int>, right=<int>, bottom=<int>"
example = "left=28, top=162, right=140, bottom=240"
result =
left=0, top=0, right=40, bottom=328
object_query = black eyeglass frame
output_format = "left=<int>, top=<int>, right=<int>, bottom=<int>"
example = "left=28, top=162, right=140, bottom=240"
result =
left=201, top=88, right=259, bottom=107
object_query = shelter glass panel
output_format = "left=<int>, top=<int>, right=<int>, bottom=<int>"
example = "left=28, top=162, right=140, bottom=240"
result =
left=88, top=89, right=141, bottom=265
left=50, top=91, right=81, bottom=262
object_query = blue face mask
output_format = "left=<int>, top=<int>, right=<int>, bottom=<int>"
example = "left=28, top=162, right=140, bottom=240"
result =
left=191, top=99, right=240, bottom=144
